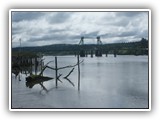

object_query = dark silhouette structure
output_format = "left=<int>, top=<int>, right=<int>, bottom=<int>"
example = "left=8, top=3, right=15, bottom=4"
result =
left=79, top=36, right=103, bottom=57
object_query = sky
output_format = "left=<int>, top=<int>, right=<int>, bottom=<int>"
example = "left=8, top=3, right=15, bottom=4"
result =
left=11, top=11, right=149, bottom=47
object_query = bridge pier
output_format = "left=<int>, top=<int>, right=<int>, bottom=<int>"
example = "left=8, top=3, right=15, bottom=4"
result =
left=95, top=49, right=102, bottom=57
left=105, top=51, right=108, bottom=57
left=106, top=53, right=108, bottom=57
left=85, top=51, right=88, bottom=57
left=90, top=50, right=93, bottom=57
left=114, top=50, right=117, bottom=57
left=80, top=50, right=85, bottom=57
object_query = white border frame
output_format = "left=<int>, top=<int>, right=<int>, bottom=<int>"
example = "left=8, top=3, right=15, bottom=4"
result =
left=9, top=9, right=151, bottom=111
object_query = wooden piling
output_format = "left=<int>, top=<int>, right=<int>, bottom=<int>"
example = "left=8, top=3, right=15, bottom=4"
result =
left=41, top=61, right=43, bottom=76
left=55, top=56, right=58, bottom=88
left=77, top=54, right=80, bottom=91
left=35, top=57, right=37, bottom=75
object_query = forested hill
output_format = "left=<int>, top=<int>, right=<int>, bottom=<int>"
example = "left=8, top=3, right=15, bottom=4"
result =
left=12, top=38, right=148, bottom=56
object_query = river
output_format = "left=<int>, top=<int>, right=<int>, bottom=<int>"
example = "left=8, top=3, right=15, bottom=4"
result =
left=11, top=55, right=148, bottom=109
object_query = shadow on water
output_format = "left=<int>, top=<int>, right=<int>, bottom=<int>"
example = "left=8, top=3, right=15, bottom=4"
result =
left=26, top=79, right=53, bottom=94
left=12, top=65, right=55, bottom=95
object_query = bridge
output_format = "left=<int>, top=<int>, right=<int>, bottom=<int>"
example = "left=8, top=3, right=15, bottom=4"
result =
left=78, top=36, right=117, bottom=57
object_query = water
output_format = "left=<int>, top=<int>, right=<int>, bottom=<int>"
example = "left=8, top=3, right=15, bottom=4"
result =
left=11, top=55, right=148, bottom=108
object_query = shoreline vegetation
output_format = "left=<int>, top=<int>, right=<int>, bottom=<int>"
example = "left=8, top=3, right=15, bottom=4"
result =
left=12, top=38, right=148, bottom=56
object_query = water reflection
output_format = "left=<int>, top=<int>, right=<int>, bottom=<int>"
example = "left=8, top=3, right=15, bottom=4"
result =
left=26, top=80, right=50, bottom=94
left=12, top=57, right=44, bottom=77
left=12, top=57, right=50, bottom=91
left=12, top=56, right=76, bottom=95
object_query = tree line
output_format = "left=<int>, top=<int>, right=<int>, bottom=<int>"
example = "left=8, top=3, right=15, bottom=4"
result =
left=12, top=38, right=148, bottom=56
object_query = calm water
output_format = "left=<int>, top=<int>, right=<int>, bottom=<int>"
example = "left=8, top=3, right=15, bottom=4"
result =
left=12, top=55, right=148, bottom=108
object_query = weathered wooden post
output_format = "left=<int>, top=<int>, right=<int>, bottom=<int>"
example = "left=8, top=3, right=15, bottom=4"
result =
left=77, top=54, right=80, bottom=91
left=35, top=57, right=37, bottom=75
left=55, top=56, right=58, bottom=88
left=30, top=64, right=32, bottom=75
left=41, top=60, right=43, bottom=76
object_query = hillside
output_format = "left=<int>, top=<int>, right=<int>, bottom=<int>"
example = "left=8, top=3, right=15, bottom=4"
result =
left=12, top=38, right=148, bottom=56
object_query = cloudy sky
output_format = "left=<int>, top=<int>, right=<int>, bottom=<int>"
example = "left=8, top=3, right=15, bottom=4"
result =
left=11, top=11, right=148, bottom=47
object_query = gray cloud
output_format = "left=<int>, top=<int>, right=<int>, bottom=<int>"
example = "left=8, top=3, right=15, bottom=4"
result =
left=12, top=26, right=22, bottom=35
left=48, top=28, right=66, bottom=33
left=47, top=12, right=73, bottom=24
left=28, top=32, right=79, bottom=43
left=12, top=12, right=44, bottom=22
left=113, top=18, right=130, bottom=27
left=80, top=31, right=99, bottom=38
left=11, top=11, right=149, bottom=47
left=116, top=12, right=143, bottom=17
left=117, top=31, right=138, bottom=37
left=134, top=29, right=148, bottom=39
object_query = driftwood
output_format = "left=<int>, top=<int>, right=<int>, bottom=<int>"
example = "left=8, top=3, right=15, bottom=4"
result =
left=39, top=59, right=83, bottom=76
left=26, top=75, right=53, bottom=82
left=64, top=77, right=75, bottom=87
left=39, top=83, right=49, bottom=93
left=57, top=60, right=84, bottom=70
left=63, top=68, right=75, bottom=87
left=26, top=75, right=53, bottom=88
left=40, top=58, right=45, bottom=63
left=64, top=68, right=75, bottom=78
left=57, top=74, right=63, bottom=83
left=39, top=61, right=54, bottom=76
left=26, top=55, right=83, bottom=91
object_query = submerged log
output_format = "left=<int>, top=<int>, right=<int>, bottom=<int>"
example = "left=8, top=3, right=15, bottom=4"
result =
left=26, top=75, right=53, bottom=82
left=26, top=75, right=53, bottom=88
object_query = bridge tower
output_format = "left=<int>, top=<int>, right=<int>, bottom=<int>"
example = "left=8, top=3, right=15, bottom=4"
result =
left=95, top=36, right=102, bottom=57
left=97, top=36, right=102, bottom=45
left=79, top=36, right=84, bottom=45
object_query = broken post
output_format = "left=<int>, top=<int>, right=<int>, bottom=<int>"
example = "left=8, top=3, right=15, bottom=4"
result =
left=55, top=56, right=58, bottom=88
left=77, top=54, right=80, bottom=91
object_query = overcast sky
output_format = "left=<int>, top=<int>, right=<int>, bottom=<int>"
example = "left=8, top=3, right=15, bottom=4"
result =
left=11, top=11, right=148, bottom=47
